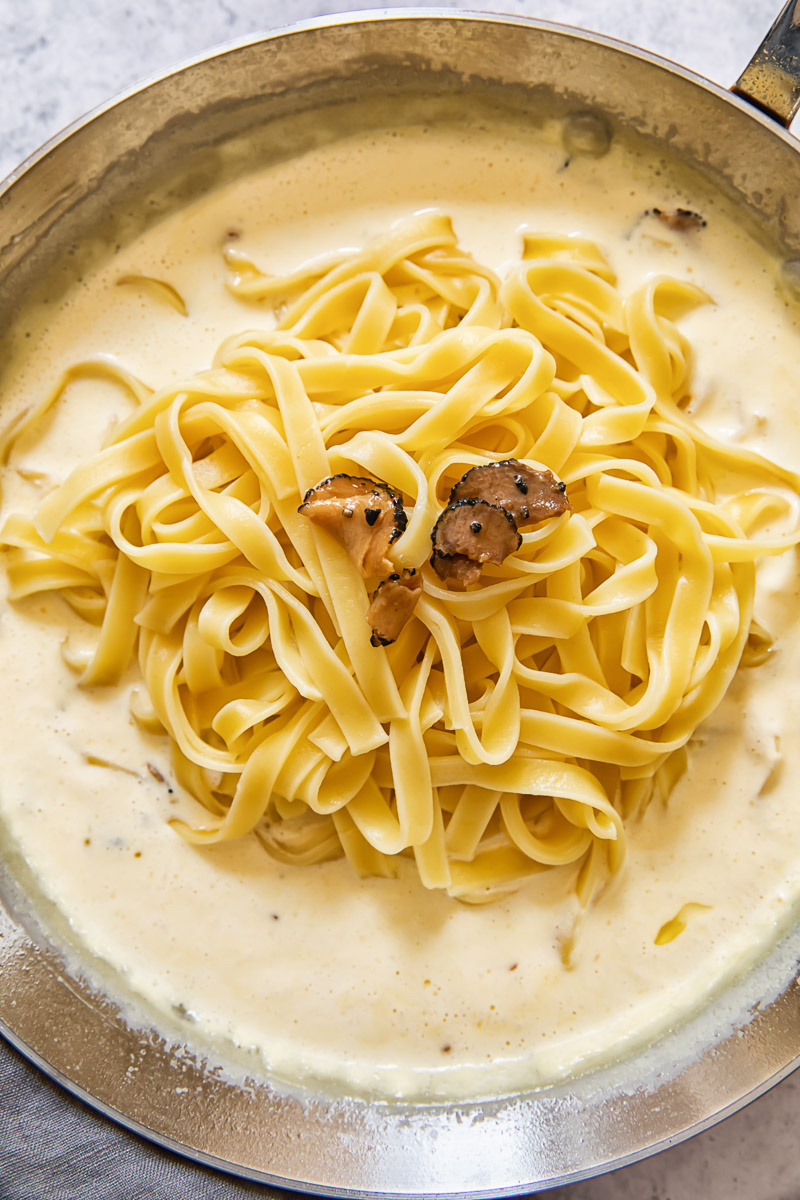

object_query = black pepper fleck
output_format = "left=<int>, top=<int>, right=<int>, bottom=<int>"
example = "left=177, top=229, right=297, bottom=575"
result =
left=364, top=508, right=380, bottom=526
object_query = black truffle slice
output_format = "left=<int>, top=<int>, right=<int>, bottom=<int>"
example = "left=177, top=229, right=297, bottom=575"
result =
left=448, top=459, right=570, bottom=527
left=299, top=474, right=407, bottom=577
left=367, top=569, right=423, bottom=647
left=648, top=207, right=706, bottom=232
left=431, top=498, right=521, bottom=589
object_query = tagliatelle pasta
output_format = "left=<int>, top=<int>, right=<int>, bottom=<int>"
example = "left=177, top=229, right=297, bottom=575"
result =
left=3, top=211, right=800, bottom=904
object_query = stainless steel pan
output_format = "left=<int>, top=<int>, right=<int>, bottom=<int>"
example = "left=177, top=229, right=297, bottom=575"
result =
left=2, top=7, right=800, bottom=1194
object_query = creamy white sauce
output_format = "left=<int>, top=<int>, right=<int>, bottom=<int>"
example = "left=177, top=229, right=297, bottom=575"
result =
left=2, top=117, right=800, bottom=1101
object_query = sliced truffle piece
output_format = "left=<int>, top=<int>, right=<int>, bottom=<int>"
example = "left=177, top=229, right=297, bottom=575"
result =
left=431, top=498, right=521, bottom=589
left=648, top=207, right=706, bottom=232
left=299, top=474, right=407, bottom=577
left=367, top=569, right=423, bottom=647
left=448, top=459, right=570, bottom=527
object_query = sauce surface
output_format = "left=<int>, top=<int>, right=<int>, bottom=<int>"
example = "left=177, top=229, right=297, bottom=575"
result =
left=2, top=116, right=800, bottom=1100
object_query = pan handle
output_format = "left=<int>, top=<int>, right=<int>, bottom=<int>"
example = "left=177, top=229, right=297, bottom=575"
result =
left=733, top=0, right=800, bottom=125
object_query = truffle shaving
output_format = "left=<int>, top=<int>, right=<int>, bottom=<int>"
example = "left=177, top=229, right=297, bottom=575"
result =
left=431, top=498, right=521, bottom=589
left=648, top=207, right=706, bottom=232
left=299, top=474, right=407, bottom=577
left=449, top=459, right=569, bottom=527
left=367, top=570, right=423, bottom=646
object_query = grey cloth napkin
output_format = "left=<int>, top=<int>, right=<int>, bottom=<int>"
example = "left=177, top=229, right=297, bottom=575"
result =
left=0, top=1034, right=288, bottom=1200
left=0, top=1034, right=575, bottom=1200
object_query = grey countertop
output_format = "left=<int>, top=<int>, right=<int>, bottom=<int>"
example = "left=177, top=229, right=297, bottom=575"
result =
left=1, top=1, right=800, bottom=1197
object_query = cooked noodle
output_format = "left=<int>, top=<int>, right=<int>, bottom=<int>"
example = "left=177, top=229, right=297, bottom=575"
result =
left=3, top=211, right=799, bottom=902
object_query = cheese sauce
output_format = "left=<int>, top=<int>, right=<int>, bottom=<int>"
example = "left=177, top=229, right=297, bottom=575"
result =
left=2, top=116, right=800, bottom=1100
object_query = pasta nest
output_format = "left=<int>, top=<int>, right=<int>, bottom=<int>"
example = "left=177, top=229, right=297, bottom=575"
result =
left=3, top=211, right=799, bottom=903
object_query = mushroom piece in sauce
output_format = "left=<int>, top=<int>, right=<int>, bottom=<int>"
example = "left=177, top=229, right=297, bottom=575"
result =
left=448, top=459, right=570, bottom=527
left=367, top=569, right=423, bottom=647
left=298, top=474, right=407, bottom=577
left=431, top=498, right=522, bottom=589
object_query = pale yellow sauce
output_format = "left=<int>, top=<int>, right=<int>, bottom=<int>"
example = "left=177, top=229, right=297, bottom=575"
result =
left=2, top=118, right=800, bottom=1100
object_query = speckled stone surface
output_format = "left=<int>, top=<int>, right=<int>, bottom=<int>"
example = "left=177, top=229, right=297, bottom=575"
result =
left=1, top=1, right=800, bottom=1197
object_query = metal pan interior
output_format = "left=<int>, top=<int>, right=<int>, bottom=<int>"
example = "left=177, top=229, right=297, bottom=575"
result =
left=2, top=11, right=800, bottom=1196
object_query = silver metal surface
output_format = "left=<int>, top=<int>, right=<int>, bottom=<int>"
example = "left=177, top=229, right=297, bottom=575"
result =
left=735, top=0, right=800, bottom=125
left=2, top=9, right=800, bottom=1196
